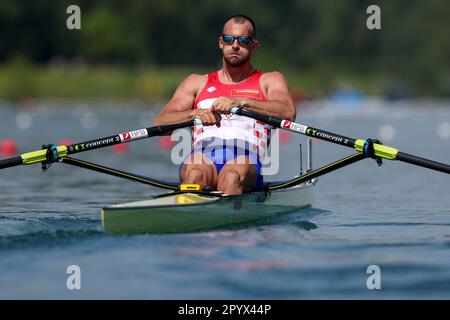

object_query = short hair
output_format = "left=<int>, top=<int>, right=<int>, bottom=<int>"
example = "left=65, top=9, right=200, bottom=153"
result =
left=223, top=15, right=256, bottom=38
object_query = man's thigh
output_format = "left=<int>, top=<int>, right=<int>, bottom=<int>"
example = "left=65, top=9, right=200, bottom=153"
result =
left=217, top=155, right=258, bottom=192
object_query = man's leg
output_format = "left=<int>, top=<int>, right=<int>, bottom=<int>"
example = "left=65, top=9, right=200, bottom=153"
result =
left=217, top=155, right=258, bottom=195
left=180, top=152, right=218, bottom=190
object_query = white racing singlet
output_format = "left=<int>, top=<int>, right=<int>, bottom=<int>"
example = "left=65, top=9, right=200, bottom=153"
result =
left=192, top=70, right=272, bottom=159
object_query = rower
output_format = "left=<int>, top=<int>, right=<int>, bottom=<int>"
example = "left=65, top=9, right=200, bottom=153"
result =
left=153, top=15, right=296, bottom=195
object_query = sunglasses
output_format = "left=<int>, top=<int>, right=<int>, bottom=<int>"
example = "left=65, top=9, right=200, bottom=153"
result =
left=222, top=34, right=254, bottom=46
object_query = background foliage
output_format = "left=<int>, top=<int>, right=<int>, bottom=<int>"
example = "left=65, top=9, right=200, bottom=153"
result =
left=0, top=0, right=449, bottom=99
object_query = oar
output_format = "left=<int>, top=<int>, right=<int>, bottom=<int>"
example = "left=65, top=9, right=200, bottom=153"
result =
left=231, top=107, right=450, bottom=174
left=0, top=119, right=200, bottom=170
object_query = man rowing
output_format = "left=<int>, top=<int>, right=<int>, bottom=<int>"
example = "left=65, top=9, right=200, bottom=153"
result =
left=154, top=15, right=296, bottom=195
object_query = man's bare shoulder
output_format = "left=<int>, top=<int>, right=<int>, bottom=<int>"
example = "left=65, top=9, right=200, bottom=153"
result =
left=260, top=71, right=289, bottom=93
left=185, top=73, right=208, bottom=82
left=260, top=71, right=288, bottom=84
left=181, top=73, right=208, bottom=91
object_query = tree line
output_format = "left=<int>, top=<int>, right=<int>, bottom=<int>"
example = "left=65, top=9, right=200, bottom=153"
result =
left=0, top=0, right=448, bottom=96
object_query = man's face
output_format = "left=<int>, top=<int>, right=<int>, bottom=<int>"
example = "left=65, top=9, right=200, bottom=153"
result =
left=219, top=20, right=259, bottom=67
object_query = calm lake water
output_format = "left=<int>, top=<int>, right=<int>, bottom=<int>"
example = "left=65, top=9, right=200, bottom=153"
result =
left=1, top=100, right=449, bottom=299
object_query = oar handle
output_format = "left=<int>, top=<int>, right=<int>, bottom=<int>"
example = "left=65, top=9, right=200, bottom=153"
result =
left=146, top=119, right=201, bottom=137
left=231, top=107, right=283, bottom=127
left=0, top=156, right=23, bottom=169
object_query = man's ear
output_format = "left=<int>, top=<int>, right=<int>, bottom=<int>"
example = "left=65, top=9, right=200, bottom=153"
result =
left=218, top=36, right=224, bottom=50
left=253, top=40, right=260, bottom=49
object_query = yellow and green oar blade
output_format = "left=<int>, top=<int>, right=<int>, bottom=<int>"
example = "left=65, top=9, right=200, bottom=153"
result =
left=0, top=119, right=200, bottom=170
left=231, top=107, right=450, bottom=174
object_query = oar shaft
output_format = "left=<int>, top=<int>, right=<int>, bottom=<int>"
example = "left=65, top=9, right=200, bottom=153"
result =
left=0, top=156, right=23, bottom=169
left=231, top=107, right=357, bottom=147
left=303, top=126, right=356, bottom=147
left=231, top=107, right=450, bottom=175
left=0, top=119, right=199, bottom=169
left=397, top=152, right=450, bottom=174
left=66, top=120, right=197, bottom=155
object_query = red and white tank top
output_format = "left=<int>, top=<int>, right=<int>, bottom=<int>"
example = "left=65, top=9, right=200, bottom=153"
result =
left=192, top=70, right=272, bottom=158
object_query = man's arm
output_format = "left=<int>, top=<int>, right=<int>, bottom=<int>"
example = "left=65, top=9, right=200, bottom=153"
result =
left=152, top=74, right=201, bottom=125
left=153, top=74, right=221, bottom=126
left=212, top=71, right=296, bottom=121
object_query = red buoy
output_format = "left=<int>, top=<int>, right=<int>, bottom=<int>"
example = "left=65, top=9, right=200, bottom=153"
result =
left=279, top=130, right=292, bottom=144
left=58, top=139, right=75, bottom=146
left=112, top=143, right=129, bottom=154
left=158, top=136, right=174, bottom=149
left=0, top=139, right=18, bottom=156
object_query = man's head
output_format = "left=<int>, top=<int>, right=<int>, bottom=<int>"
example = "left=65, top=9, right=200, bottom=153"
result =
left=219, top=15, right=259, bottom=67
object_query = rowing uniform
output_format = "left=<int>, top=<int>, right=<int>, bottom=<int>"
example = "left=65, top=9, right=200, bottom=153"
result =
left=183, top=70, right=272, bottom=191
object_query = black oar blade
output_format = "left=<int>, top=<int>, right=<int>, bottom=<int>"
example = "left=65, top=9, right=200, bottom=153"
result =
left=396, top=152, right=450, bottom=174
left=0, top=156, right=23, bottom=169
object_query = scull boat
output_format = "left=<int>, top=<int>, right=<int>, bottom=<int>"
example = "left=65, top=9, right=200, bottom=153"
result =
left=102, top=182, right=315, bottom=234
left=1, top=107, right=449, bottom=235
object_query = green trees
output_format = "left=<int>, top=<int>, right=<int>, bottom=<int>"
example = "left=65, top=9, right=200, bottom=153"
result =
left=0, top=0, right=448, bottom=96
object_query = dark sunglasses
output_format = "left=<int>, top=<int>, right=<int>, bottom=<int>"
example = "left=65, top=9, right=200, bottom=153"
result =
left=222, top=34, right=254, bottom=46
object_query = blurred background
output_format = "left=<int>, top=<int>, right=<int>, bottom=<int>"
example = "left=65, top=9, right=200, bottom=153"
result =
left=0, top=0, right=449, bottom=104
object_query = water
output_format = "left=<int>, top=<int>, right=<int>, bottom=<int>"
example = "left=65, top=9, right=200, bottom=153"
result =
left=1, top=100, right=449, bottom=299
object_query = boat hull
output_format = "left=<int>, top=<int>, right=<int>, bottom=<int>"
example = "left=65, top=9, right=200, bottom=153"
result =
left=102, top=183, right=314, bottom=234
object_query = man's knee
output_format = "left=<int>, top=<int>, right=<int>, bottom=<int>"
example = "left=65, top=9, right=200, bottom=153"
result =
left=220, top=170, right=241, bottom=185
left=184, top=167, right=205, bottom=183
